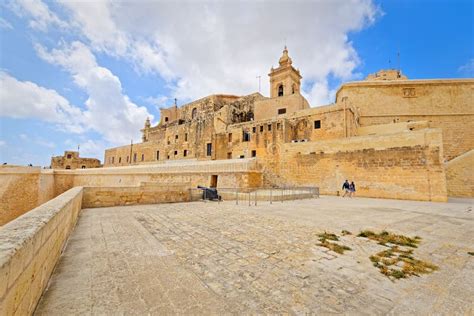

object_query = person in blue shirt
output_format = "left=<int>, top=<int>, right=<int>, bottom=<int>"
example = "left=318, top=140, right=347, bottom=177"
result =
left=342, top=180, right=350, bottom=197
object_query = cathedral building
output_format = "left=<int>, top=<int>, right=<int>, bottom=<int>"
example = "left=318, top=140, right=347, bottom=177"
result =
left=103, top=47, right=473, bottom=200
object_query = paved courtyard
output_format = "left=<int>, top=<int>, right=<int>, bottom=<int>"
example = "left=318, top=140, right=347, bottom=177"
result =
left=35, top=196, right=473, bottom=315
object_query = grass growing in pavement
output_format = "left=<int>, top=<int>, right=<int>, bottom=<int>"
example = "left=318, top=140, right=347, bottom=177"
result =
left=357, top=230, right=421, bottom=248
left=359, top=230, right=438, bottom=280
left=341, top=230, right=352, bottom=236
left=370, top=246, right=438, bottom=280
left=468, top=252, right=474, bottom=256
left=317, top=232, right=339, bottom=241
left=317, top=232, right=351, bottom=254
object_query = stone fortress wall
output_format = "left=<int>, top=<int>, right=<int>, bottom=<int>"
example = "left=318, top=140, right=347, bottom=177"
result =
left=2, top=48, right=473, bottom=225
left=102, top=48, right=473, bottom=201
left=0, top=159, right=261, bottom=225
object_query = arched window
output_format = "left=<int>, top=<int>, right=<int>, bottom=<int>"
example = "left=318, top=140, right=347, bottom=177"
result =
left=192, top=108, right=197, bottom=119
left=278, top=84, right=284, bottom=97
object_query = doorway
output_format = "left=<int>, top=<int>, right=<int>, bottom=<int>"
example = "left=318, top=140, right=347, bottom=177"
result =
left=210, top=175, right=218, bottom=188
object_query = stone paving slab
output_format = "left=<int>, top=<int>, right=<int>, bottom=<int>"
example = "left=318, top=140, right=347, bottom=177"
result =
left=35, top=196, right=474, bottom=315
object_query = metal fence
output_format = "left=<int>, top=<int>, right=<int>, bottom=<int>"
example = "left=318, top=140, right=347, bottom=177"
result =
left=188, top=186, right=319, bottom=205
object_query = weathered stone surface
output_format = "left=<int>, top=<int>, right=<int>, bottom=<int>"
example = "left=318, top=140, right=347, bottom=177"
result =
left=35, top=196, right=473, bottom=314
left=0, top=187, right=83, bottom=315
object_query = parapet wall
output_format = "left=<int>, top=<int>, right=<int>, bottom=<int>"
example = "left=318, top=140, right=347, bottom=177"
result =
left=262, top=129, right=447, bottom=202
left=0, top=167, right=55, bottom=226
left=445, top=149, right=474, bottom=197
left=0, top=187, right=83, bottom=315
left=0, top=159, right=262, bottom=225
left=82, top=183, right=190, bottom=208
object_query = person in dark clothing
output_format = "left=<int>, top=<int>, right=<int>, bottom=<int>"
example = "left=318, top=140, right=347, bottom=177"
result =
left=342, top=180, right=350, bottom=197
left=349, top=181, right=356, bottom=198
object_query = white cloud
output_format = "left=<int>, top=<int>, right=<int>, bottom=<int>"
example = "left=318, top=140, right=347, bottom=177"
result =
left=8, top=0, right=67, bottom=31
left=458, top=59, right=474, bottom=76
left=0, top=71, right=84, bottom=133
left=35, top=41, right=153, bottom=144
left=34, top=137, right=56, bottom=149
left=78, top=139, right=106, bottom=161
left=56, top=0, right=379, bottom=105
left=0, top=17, right=13, bottom=29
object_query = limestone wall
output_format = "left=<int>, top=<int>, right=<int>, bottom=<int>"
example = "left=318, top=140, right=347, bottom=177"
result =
left=0, top=187, right=83, bottom=315
left=336, top=79, right=474, bottom=160
left=54, top=159, right=261, bottom=196
left=0, top=160, right=262, bottom=225
left=82, top=183, right=190, bottom=208
left=445, top=149, right=474, bottom=197
left=254, top=93, right=309, bottom=121
left=0, top=167, right=55, bottom=226
left=262, top=129, right=447, bottom=202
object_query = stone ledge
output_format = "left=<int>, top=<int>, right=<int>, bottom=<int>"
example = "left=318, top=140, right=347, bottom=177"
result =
left=0, top=187, right=83, bottom=315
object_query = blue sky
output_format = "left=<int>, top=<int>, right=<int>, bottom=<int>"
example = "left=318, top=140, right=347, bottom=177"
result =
left=0, top=0, right=472, bottom=166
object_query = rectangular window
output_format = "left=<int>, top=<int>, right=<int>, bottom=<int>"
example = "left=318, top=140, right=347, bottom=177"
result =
left=127, top=156, right=129, bottom=162
left=141, top=154, right=144, bottom=161
left=184, top=149, right=188, bottom=157
left=165, top=117, right=169, bottom=122
left=119, top=157, right=121, bottom=163
left=252, top=127, right=256, bottom=133
left=133, top=153, right=137, bottom=162
left=260, top=126, right=263, bottom=133
left=251, top=150, right=256, bottom=157
left=175, top=135, right=178, bottom=140
left=278, top=108, right=286, bottom=115
left=239, top=155, right=245, bottom=159
left=314, top=120, right=321, bottom=129
left=268, top=124, right=272, bottom=131
left=228, top=133, right=232, bottom=142
left=174, top=150, right=178, bottom=156
left=167, top=155, right=170, bottom=159
left=242, top=131, right=250, bottom=142
left=277, top=122, right=281, bottom=130
left=67, top=154, right=72, bottom=159
left=185, top=133, right=188, bottom=141
left=156, top=151, right=159, bottom=160
left=206, top=143, right=212, bottom=156
left=227, top=152, right=232, bottom=159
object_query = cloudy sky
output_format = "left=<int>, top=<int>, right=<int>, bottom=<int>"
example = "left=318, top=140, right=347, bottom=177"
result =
left=0, top=0, right=472, bottom=166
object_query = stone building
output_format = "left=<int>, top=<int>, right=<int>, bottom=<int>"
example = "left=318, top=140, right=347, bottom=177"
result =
left=104, top=47, right=474, bottom=200
left=51, top=151, right=101, bottom=170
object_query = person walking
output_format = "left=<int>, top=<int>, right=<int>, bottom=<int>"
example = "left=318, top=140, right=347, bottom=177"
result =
left=342, top=180, right=350, bottom=197
left=349, top=181, right=356, bottom=198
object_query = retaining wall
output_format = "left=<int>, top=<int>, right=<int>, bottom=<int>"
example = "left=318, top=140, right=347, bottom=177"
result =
left=0, top=187, right=83, bottom=315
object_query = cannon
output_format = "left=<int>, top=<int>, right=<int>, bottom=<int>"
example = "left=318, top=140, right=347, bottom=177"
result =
left=197, top=185, right=222, bottom=201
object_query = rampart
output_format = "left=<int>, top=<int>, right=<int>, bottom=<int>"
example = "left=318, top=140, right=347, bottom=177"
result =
left=0, top=159, right=262, bottom=225
left=261, top=128, right=447, bottom=202
left=82, top=183, right=190, bottom=208
left=0, top=167, right=55, bottom=226
left=445, top=149, right=474, bottom=197
left=0, top=187, right=83, bottom=315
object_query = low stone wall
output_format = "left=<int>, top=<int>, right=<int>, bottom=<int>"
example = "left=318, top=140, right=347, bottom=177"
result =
left=0, top=166, right=55, bottom=226
left=445, top=149, right=474, bottom=197
left=82, top=183, right=190, bottom=208
left=0, top=187, right=83, bottom=315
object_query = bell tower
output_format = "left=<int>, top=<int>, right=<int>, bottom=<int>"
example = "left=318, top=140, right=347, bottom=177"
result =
left=269, top=46, right=302, bottom=98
